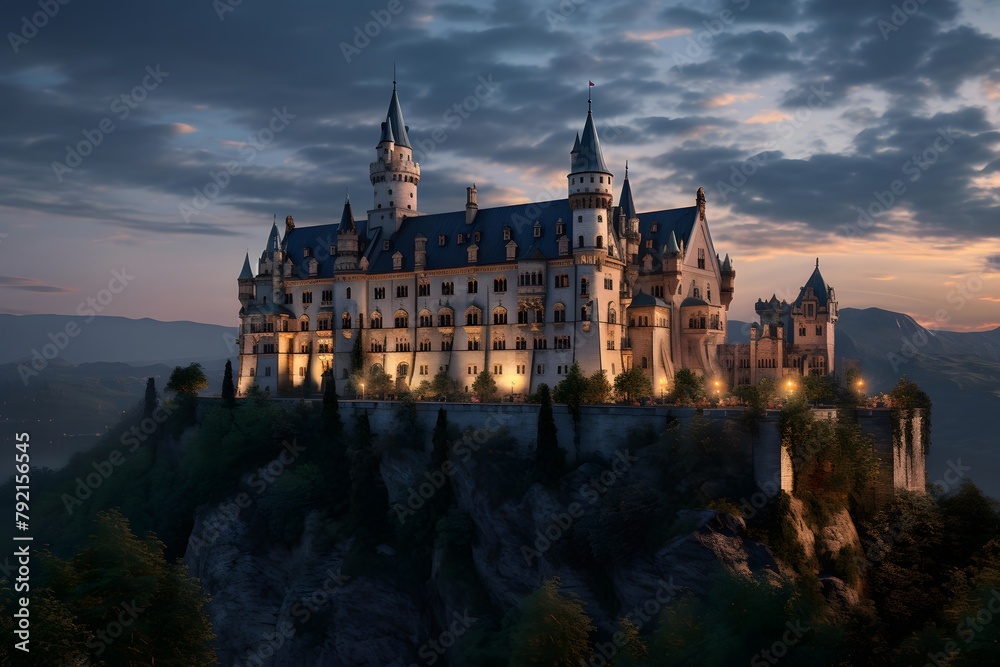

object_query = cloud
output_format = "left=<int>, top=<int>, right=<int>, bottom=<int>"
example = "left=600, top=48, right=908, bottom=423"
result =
left=705, top=92, right=759, bottom=108
left=0, top=276, right=77, bottom=293
left=745, top=110, right=791, bottom=124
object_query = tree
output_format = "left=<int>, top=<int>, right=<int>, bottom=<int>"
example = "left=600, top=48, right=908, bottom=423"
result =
left=431, top=370, right=463, bottom=401
left=615, top=367, right=653, bottom=403
left=351, top=324, right=365, bottom=374
left=671, top=368, right=703, bottom=403
left=165, top=362, right=209, bottom=397
left=508, top=577, right=595, bottom=666
left=348, top=411, right=389, bottom=538
left=472, top=370, right=500, bottom=402
left=554, top=362, right=588, bottom=456
left=221, top=359, right=236, bottom=408
left=363, top=365, right=394, bottom=400
left=143, top=377, right=157, bottom=417
left=431, top=408, right=450, bottom=468
left=802, top=374, right=837, bottom=405
left=584, top=369, right=612, bottom=404
left=534, top=384, right=564, bottom=485
left=322, top=372, right=342, bottom=437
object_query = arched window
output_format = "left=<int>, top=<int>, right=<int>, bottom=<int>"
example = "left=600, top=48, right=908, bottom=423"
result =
left=465, top=307, right=481, bottom=326
left=597, top=215, right=603, bottom=222
left=299, top=316, right=310, bottom=332
left=342, top=312, right=352, bottom=330
left=596, top=235, right=603, bottom=248
left=580, top=277, right=589, bottom=295
left=346, top=287, right=351, bottom=299
left=394, top=310, right=408, bottom=328
left=553, top=303, right=566, bottom=323
left=370, top=312, right=383, bottom=329
left=493, top=277, right=507, bottom=292
left=438, top=308, right=454, bottom=327
left=418, top=310, right=433, bottom=327
left=641, top=357, right=648, bottom=369
left=493, top=306, right=508, bottom=325
left=397, top=362, right=409, bottom=379
left=578, top=235, right=585, bottom=248
left=608, top=305, right=617, bottom=325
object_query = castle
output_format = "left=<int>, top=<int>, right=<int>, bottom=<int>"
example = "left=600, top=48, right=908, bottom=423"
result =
left=235, top=82, right=838, bottom=397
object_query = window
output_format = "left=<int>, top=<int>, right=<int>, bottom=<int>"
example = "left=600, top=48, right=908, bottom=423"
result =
left=816, top=325, right=823, bottom=336
left=394, top=311, right=408, bottom=328
left=396, top=285, right=408, bottom=298
left=556, top=221, right=564, bottom=235
left=419, top=364, right=429, bottom=375
left=515, top=336, right=527, bottom=350
left=457, top=233, right=464, bottom=244
left=652, top=285, right=664, bottom=298
left=468, top=365, right=478, bottom=375
left=322, top=289, right=333, bottom=303
left=517, top=309, right=529, bottom=325
left=492, top=338, right=506, bottom=350
left=536, top=364, right=545, bottom=375
left=300, top=319, right=309, bottom=331
left=263, top=343, right=276, bottom=353
left=468, top=278, right=478, bottom=294
left=604, top=276, right=614, bottom=290
left=533, top=336, right=547, bottom=350
left=441, top=339, right=453, bottom=351
left=342, top=313, right=352, bottom=329
left=284, top=292, right=293, bottom=304
left=474, top=232, right=481, bottom=243
left=418, top=282, right=430, bottom=296
left=554, top=335, right=571, bottom=349
left=641, top=357, right=648, bottom=369
left=441, top=281, right=454, bottom=295
left=383, top=239, right=390, bottom=250
left=534, top=222, right=542, bottom=238
left=394, top=339, right=411, bottom=352
left=467, top=338, right=480, bottom=351
left=579, top=235, right=585, bottom=248
left=370, top=340, right=384, bottom=352
left=580, top=277, right=589, bottom=296
left=419, top=339, right=431, bottom=351
left=517, top=364, right=526, bottom=374
left=264, top=367, right=271, bottom=377
left=607, top=339, right=616, bottom=350
left=493, top=307, right=508, bottom=325
left=371, top=312, right=383, bottom=329
left=418, top=311, right=433, bottom=327
left=493, top=277, right=507, bottom=292
left=439, top=235, right=446, bottom=246
left=698, top=248, right=706, bottom=269
left=806, top=303, right=815, bottom=317
left=555, top=274, right=569, bottom=288
left=578, top=216, right=583, bottom=223
left=494, top=364, right=503, bottom=375
left=553, top=304, right=566, bottom=323
left=535, top=308, right=545, bottom=324
left=608, top=306, right=617, bottom=324
left=799, top=326, right=807, bottom=337
left=466, top=308, right=481, bottom=326
left=374, top=287, right=386, bottom=299
left=504, top=227, right=511, bottom=241
left=438, top=309, right=454, bottom=327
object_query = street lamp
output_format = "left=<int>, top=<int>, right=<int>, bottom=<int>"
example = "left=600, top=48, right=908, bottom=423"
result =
left=714, top=379, right=721, bottom=401
left=511, top=381, right=515, bottom=401
left=360, top=381, right=365, bottom=400
left=659, top=377, right=666, bottom=399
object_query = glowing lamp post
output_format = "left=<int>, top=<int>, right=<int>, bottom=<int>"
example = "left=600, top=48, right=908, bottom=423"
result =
left=659, top=377, right=666, bottom=400
left=360, top=381, right=365, bottom=400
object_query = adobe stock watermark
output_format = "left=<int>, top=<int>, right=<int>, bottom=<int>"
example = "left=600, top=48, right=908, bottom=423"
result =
left=17, top=268, right=135, bottom=385
left=411, top=75, right=500, bottom=163
left=668, top=0, right=752, bottom=71
left=7, top=0, right=72, bottom=54
left=877, top=0, right=932, bottom=41
left=62, top=400, right=177, bottom=514
left=843, top=127, right=959, bottom=240
left=71, top=599, right=146, bottom=665
left=408, top=610, right=477, bottom=667
left=924, top=589, right=1000, bottom=667
left=521, top=449, right=637, bottom=566
left=750, top=620, right=811, bottom=666
left=179, top=106, right=295, bottom=222
left=51, top=65, right=170, bottom=182
left=340, top=0, right=414, bottom=63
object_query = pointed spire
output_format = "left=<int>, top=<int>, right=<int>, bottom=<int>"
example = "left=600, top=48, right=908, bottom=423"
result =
left=620, top=165, right=636, bottom=220
left=721, top=253, right=732, bottom=273
left=572, top=105, right=610, bottom=174
left=379, top=113, right=395, bottom=144
left=666, top=230, right=680, bottom=255
left=238, top=252, right=254, bottom=280
left=384, top=81, right=410, bottom=148
left=338, top=195, right=357, bottom=233
left=265, top=220, right=281, bottom=253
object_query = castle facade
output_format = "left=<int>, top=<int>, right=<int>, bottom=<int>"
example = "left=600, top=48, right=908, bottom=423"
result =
left=235, top=83, right=837, bottom=397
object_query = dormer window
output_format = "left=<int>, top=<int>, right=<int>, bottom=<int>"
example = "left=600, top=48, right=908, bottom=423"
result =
left=473, top=232, right=481, bottom=243
left=534, top=222, right=542, bottom=238
left=555, top=221, right=564, bottom=235
left=503, top=227, right=511, bottom=241
left=383, top=240, right=390, bottom=251
left=457, top=233, right=464, bottom=244
left=651, top=223, right=658, bottom=233
left=438, top=235, right=446, bottom=246
left=303, top=247, right=311, bottom=257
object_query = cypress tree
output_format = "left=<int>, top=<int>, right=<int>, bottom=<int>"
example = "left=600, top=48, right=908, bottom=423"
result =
left=221, top=360, right=236, bottom=408
left=322, top=372, right=342, bottom=437
left=534, top=384, right=564, bottom=485
left=143, top=377, right=157, bottom=417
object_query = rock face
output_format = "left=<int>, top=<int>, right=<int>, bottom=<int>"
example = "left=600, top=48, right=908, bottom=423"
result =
left=184, top=444, right=800, bottom=666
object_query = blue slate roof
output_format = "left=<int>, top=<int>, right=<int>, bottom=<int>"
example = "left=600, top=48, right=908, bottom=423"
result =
left=571, top=111, right=610, bottom=174
left=795, top=262, right=833, bottom=307
left=379, top=114, right=395, bottom=144
left=620, top=173, right=636, bottom=220
left=385, top=86, right=410, bottom=148
left=275, top=198, right=699, bottom=277
left=339, top=196, right=357, bottom=233
left=630, top=291, right=669, bottom=308
left=680, top=296, right=709, bottom=307
left=265, top=222, right=281, bottom=253
left=238, top=253, right=254, bottom=280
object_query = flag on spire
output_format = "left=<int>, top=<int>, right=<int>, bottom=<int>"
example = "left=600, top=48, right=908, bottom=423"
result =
left=589, top=81, right=595, bottom=87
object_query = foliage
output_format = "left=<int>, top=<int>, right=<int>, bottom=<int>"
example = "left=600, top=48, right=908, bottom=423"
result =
left=221, top=359, right=236, bottom=408
left=533, top=384, right=564, bottom=486
left=143, top=376, right=158, bottom=417
left=258, top=463, right=325, bottom=544
left=584, top=369, right=612, bottom=404
left=322, top=372, right=342, bottom=436
left=508, top=577, right=595, bottom=666
left=350, top=325, right=365, bottom=373
left=584, top=481, right=664, bottom=565
left=802, top=374, right=838, bottom=405
left=670, top=368, right=703, bottom=403
left=615, top=366, right=653, bottom=403
left=431, top=407, right=450, bottom=468
left=431, top=370, right=465, bottom=401
left=165, top=362, right=209, bottom=397
left=472, top=370, right=500, bottom=402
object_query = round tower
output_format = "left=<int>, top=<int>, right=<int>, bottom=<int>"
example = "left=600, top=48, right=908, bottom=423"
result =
left=369, top=82, right=420, bottom=232
left=568, top=100, right=613, bottom=252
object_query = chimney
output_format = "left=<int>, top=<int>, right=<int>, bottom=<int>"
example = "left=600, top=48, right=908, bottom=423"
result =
left=285, top=215, right=295, bottom=234
left=696, top=187, right=706, bottom=221
left=466, top=184, right=478, bottom=224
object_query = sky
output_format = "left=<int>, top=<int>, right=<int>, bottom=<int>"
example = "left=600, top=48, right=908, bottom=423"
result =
left=0, top=0, right=998, bottom=330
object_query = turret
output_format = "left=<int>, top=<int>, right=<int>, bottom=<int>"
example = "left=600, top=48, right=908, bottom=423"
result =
left=368, top=81, right=420, bottom=233
left=720, top=253, right=735, bottom=309
left=334, top=196, right=360, bottom=272
left=568, top=98, right=613, bottom=252
left=663, top=230, right=682, bottom=295
left=238, top=253, right=255, bottom=305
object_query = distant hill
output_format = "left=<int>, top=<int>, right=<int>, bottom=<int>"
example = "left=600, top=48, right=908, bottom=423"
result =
left=0, top=314, right=236, bottom=471
left=730, top=307, right=1000, bottom=496
left=0, top=314, right=237, bottom=366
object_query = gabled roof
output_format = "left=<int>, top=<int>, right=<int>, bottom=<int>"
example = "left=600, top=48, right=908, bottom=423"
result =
left=238, top=253, right=254, bottom=280
left=571, top=111, right=610, bottom=174
left=637, top=207, right=698, bottom=270
left=338, top=196, right=357, bottom=233
left=795, top=261, right=833, bottom=308
left=385, top=86, right=410, bottom=148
